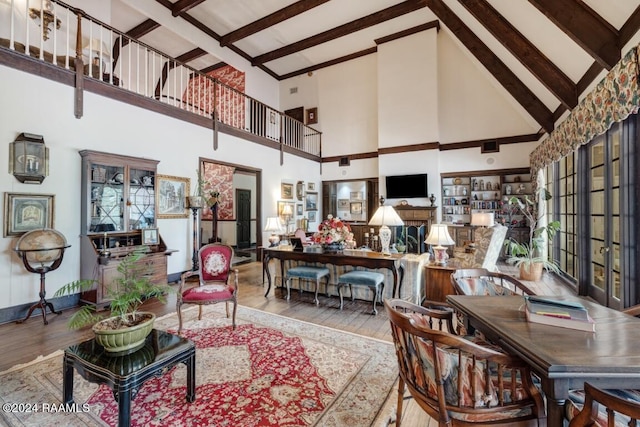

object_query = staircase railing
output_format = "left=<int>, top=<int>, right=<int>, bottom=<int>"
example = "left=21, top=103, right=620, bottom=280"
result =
left=0, top=0, right=321, bottom=157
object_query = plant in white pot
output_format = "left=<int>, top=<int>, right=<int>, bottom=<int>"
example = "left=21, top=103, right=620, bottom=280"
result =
left=503, top=188, right=561, bottom=281
left=55, top=248, right=172, bottom=353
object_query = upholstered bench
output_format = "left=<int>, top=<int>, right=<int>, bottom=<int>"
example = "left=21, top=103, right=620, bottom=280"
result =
left=285, top=266, right=330, bottom=305
left=337, top=271, right=385, bottom=315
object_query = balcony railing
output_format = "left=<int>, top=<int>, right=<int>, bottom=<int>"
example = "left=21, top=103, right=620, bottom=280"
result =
left=0, top=0, right=321, bottom=158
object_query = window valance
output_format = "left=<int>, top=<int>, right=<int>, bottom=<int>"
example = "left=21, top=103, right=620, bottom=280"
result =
left=530, top=45, right=640, bottom=178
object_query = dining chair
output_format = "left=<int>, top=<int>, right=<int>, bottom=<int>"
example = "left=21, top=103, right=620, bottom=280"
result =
left=385, top=298, right=546, bottom=426
left=451, top=268, right=535, bottom=296
left=177, top=244, right=238, bottom=333
left=567, top=382, right=640, bottom=426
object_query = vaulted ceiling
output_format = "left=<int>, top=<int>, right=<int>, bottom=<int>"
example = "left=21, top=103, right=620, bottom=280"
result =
left=114, top=0, right=640, bottom=134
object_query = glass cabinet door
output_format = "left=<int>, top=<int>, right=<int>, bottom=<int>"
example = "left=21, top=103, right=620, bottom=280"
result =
left=129, top=168, right=155, bottom=230
left=90, top=163, right=125, bottom=232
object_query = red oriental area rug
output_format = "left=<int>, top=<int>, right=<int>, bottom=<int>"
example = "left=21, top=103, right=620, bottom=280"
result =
left=0, top=305, right=398, bottom=427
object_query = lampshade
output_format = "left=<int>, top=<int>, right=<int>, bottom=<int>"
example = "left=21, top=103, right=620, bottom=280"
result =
left=471, top=212, right=494, bottom=227
left=282, top=204, right=293, bottom=217
left=368, top=205, right=404, bottom=227
left=264, top=217, right=283, bottom=232
left=425, top=224, right=455, bottom=246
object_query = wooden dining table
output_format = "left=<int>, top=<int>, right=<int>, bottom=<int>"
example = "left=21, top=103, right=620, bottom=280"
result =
left=447, top=294, right=640, bottom=425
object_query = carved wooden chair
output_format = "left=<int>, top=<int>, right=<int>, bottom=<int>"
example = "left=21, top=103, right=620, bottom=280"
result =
left=567, top=382, right=640, bottom=426
left=177, top=244, right=238, bottom=333
left=451, top=268, right=535, bottom=296
left=452, top=224, right=508, bottom=272
left=385, top=299, right=546, bottom=426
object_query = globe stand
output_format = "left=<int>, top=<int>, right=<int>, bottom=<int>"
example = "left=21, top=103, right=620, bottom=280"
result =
left=15, top=245, right=69, bottom=325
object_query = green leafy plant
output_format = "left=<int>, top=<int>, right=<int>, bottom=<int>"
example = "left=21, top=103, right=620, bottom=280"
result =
left=54, top=248, right=172, bottom=329
left=396, top=228, right=419, bottom=252
left=503, top=188, right=561, bottom=274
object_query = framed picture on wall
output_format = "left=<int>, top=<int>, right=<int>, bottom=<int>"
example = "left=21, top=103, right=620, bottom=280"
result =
left=142, top=228, right=159, bottom=245
left=296, top=204, right=303, bottom=215
left=156, top=174, right=190, bottom=219
left=281, top=182, right=294, bottom=199
left=338, top=199, right=349, bottom=209
left=305, top=192, right=318, bottom=211
left=307, top=182, right=315, bottom=191
left=350, top=202, right=363, bottom=215
left=308, top=211, right=317, bottom=222
left=4, top=193, right=54, bottom=237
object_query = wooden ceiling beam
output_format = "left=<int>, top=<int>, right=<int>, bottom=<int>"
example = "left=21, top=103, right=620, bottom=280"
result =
left=528, top=0, right=619, bottom=70
left=252, top=0, right=428, bottom=65
left=459, top=0, right=577, bottom=110
left=113, top=19, right=160, bottom=68
left=171, top=0, right=207, bottom=17
left=427, top=0, right=554, bottom=133
left=220, top=0, right=331, bottom=46
left=176, top=47, right=207, bottom=64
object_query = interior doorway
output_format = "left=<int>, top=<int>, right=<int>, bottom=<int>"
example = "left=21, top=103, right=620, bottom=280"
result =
left=236, top=189, right=251, bottom=249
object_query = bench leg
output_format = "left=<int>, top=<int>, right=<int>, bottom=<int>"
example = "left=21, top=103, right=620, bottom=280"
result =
left=371, top=283, right=384, bottom=315
left=338, top=283, right=345, bottom=310
left=285, top=278, right=291, bottom=300
left=313, top=279, right=320, bottom=305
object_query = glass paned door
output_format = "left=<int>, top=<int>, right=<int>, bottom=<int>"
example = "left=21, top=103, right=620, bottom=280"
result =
left=587, top=123, right=621, bottom=307
left=129, top=168, right=155, bottom=230
left=90, top=163, right=125, bottom=233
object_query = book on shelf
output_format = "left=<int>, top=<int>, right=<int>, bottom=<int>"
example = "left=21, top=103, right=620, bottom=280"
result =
left=524, top=296, right=595, bottom=332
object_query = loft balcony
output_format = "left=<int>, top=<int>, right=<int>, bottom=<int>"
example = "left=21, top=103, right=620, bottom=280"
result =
left=0, top=0, right=322, bottom=162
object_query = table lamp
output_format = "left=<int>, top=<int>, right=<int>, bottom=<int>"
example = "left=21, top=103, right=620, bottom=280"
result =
left=471, top=212, right=494, bottom=228
left=425, top=224, right=455, bottom=265
left=281, top=204, right=293, bottom=236
left=368, top=202, right=404, bottom=255
left=264, top=217, right=283, bottom=247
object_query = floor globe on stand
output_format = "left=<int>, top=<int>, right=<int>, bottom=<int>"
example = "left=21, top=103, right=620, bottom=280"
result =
left=14, top=228, right=70, bottom=324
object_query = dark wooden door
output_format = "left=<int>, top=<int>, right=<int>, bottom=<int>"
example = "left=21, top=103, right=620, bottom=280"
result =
left=236, top=189, right=251, bottom=249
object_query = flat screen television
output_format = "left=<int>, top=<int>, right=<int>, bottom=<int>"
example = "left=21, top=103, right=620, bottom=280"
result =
left=385, top=174, right=428, bottom=199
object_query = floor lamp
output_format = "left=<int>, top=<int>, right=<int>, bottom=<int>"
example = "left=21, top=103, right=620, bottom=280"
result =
left=369, top=200, right=404, bottom=255
left=190, top=206, right=202, bottom=271
left=425, top=224, right=455, bottom=265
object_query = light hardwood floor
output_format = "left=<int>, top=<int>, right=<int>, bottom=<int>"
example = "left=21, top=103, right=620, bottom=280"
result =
left=0, top=261, right=574, bottom=426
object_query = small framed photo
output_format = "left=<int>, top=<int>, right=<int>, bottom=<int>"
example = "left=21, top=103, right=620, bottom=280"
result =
left=281, top=182, right=294, bottom=199
left=308, top=211, right=317, bottom=222
left=350, top=191, right=363, bottom=200
left=142, top=228, right=159, bottom=245
left=305, top=192, right=318, bottom=211
left=338, top=199, right=349, bottom=210
left=306, top=107, right=318, bottom=125
left=350, top=202, right=363, bottom=215
left=4, top=193, right=54, bottom=237
left=307, top=182, right=315, bottom=191
left=296, top=204, right=303, bottom=215
left=156, top=174, right=190, bottom=219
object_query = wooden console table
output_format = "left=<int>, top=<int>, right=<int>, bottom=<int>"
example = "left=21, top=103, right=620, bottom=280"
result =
left=424, top=262, right=459, bottom=303
left=262, top=247, right=404, bottom=298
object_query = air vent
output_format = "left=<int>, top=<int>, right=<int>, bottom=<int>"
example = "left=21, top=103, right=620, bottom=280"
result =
left=481, top=140, right=499, bottom=153
left=289, top=87, right=298, bottom=94
left=339, top=157, right=350, bottom=166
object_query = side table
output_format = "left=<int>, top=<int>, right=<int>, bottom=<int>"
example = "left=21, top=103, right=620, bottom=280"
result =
left=424, top=262, right=460, bottom=303
left=63, top=329, right=195, bottom=427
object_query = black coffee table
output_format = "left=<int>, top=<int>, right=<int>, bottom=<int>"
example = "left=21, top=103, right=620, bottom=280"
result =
left=63, top=329, right=195, bottom=427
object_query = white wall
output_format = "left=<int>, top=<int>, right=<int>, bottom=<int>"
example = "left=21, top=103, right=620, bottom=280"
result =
left=0, top=65, right=319, bottom=310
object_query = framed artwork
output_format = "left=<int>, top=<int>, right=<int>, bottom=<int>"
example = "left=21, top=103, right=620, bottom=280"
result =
left=156, top=174, right=189, bottom=219
left=307, top=182, right=315, bottom=191
left=338, top=199, right=349, bottom=210
left=281, top=182, right=294, bottom=199
left=308, top=211, right=317, bottom=222
left=277, top=201, right=295, bottom=220
left=350, top=191, right=363, bottom=200
left=306, top=107, right=318, bottom=125
left=4, top=193, right=54, bottom=237
left=305, top=192, right=318, bottom=211
left=296, top=181, right=305, bottom=201
left=350, top=201, right=363, bottom=215
left=142, top=228, right=159, bottom=245
left=296, top=204, right=303, bottom=215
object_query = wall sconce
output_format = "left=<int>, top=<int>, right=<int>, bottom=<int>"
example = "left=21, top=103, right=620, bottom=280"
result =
left=29, top=1, right=61, bottom=41
left=9, top=133, right=49, bottom=184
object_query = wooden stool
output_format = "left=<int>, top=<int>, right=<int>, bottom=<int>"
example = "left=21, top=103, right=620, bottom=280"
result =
left=285, top=266, right=330, bottom=305
left=337, top=271, right=385, bottom=315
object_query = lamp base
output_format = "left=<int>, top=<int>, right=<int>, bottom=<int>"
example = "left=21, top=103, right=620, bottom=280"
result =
left=378, top=225, right=392, bottom=255
left=268, top=234, right=280, bottom=247
left=432, top=246, right=449, bottom=265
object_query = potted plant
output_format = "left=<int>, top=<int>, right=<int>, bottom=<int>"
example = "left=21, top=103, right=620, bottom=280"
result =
left=503, top=188, right=561, bottom=281
left=396, top=228, right=419, bottom=253
left=54, top=248, right=172, bottom=353
left=189, top=168, right=207, bottom=208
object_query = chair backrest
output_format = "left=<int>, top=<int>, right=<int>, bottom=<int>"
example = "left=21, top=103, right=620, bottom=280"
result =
left=568, top=382, right=640, bottom=427
left=477, top=224, right=508, bottom=271
left=384, top=299, right=545, bottom=425
left=451, top=268, right=535, bottom=296
left=294, top=228, right=307, bottom=241
left=198, top=244, right=234, bottom=282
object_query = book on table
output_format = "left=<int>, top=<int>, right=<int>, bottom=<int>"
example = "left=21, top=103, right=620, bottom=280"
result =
left=524, top=296, right=595, bottom=332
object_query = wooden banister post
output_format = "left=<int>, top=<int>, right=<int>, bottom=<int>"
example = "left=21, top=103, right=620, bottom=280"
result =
left=73, top=12, right=84, bottom=119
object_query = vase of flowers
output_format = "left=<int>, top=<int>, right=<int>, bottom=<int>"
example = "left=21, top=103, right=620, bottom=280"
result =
left=312, top=215, right=355, bottom=252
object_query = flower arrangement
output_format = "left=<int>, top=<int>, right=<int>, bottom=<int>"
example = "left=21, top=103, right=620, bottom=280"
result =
left=312, top=215, right=355, bottom=247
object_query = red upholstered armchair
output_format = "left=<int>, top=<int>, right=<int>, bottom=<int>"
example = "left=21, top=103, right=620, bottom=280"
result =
left=177, top=244, right=239, bottom=333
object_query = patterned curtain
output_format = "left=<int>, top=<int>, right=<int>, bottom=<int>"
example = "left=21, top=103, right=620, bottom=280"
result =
left=202, top=163, right=235, bottom=220
left=530, top=44, right=640, bottom=178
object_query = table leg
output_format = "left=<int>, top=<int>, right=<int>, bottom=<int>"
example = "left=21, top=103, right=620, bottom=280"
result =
left=547, top=398, right=566, bottom=426
left=62, top=357, right=74, bottom=404
left=118, top=389, right=132, bottom=427
left=185, top=352, right=196, bottom=403
left=263, top=254, right=272, bottom=297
